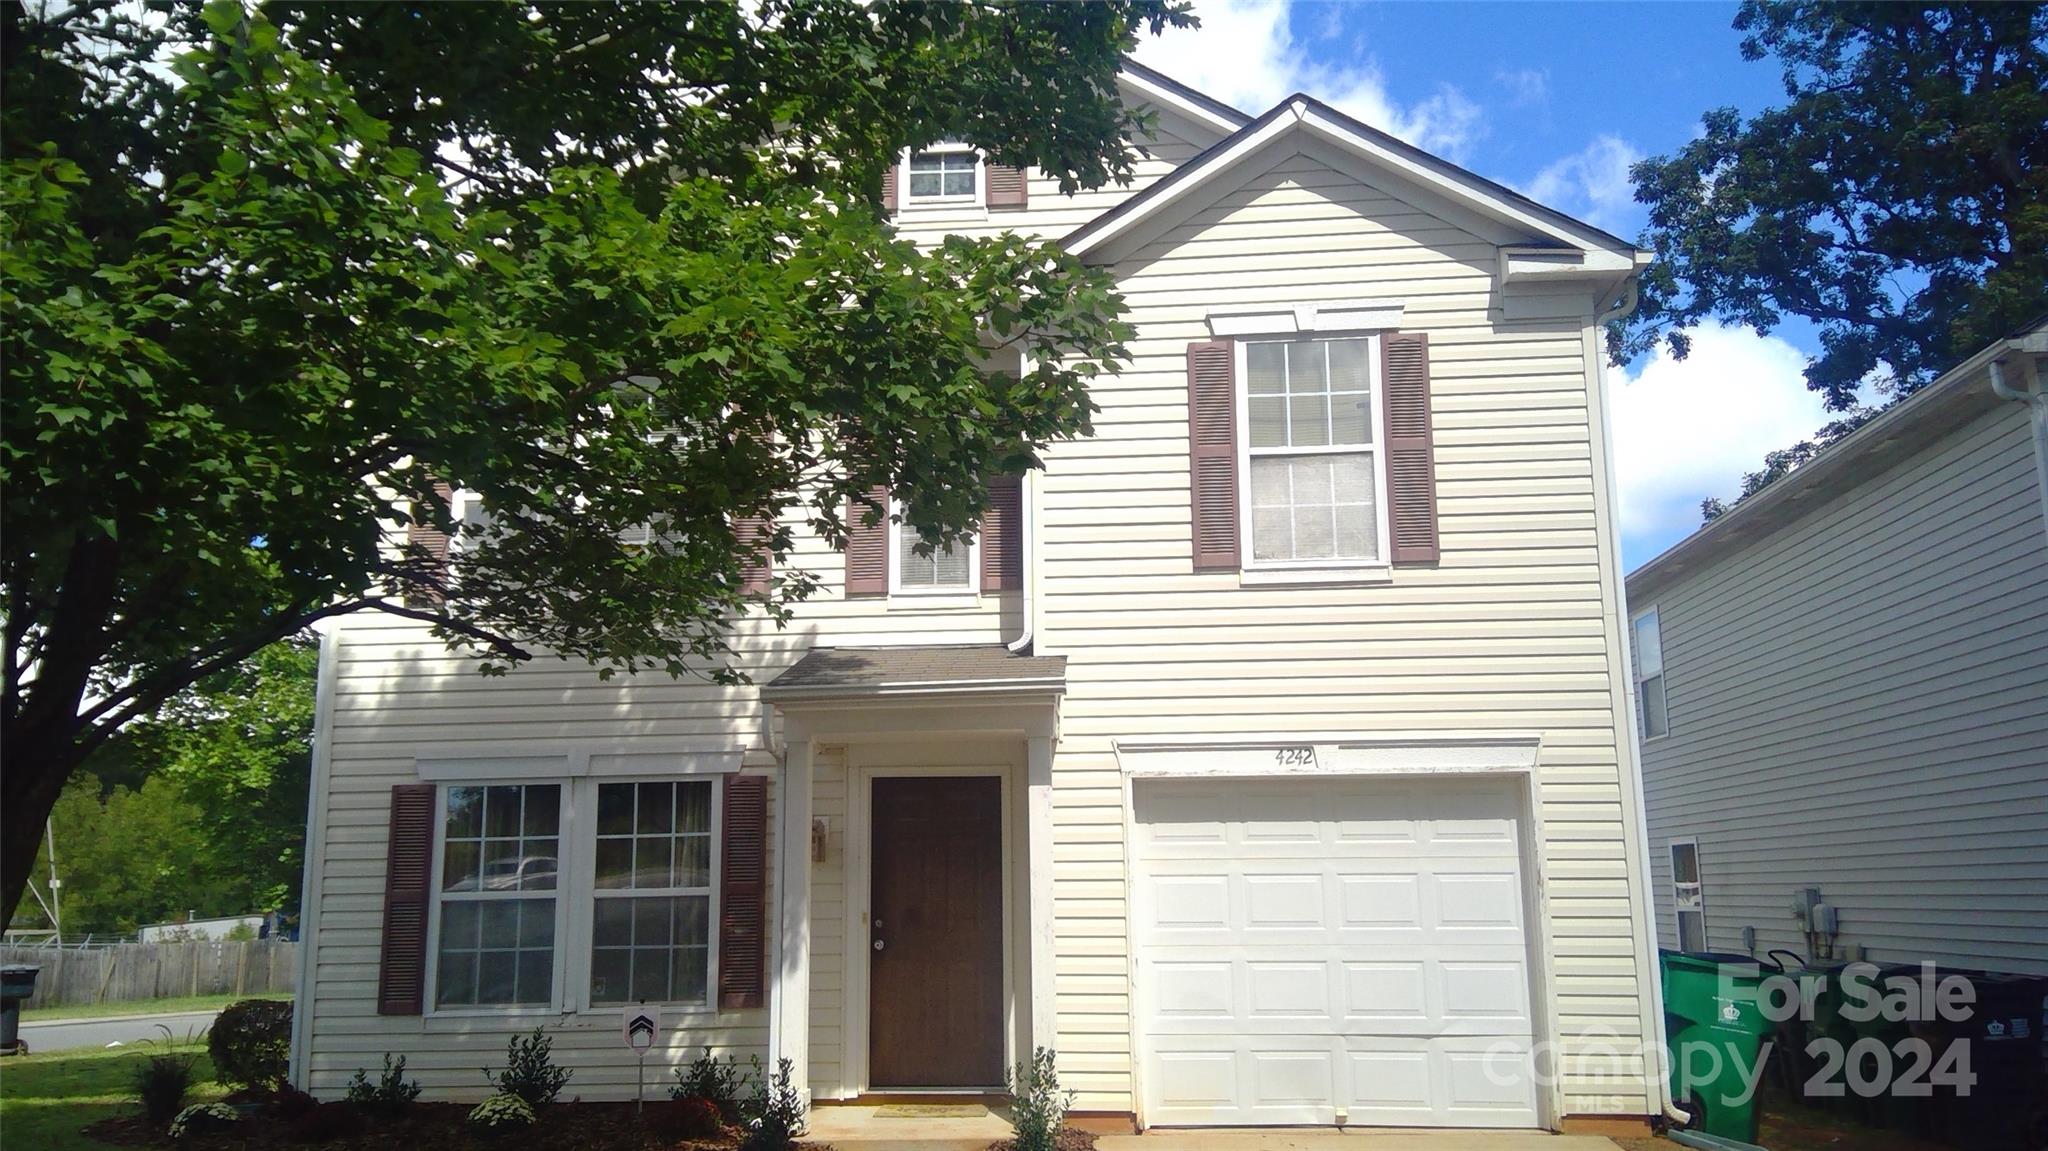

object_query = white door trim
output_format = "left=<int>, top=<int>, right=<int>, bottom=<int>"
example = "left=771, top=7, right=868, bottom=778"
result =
left=841, top=758, right=1017, bottom=1097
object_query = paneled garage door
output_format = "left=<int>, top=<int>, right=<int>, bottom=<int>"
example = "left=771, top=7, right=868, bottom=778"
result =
left=1133, top=778, right=1541, bottom=1127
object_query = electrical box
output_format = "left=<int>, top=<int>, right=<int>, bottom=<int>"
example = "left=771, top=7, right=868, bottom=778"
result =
left=1741, top=925, right=1757, bottom=952
left=1790, top=887, right=1822, bottom=928
left=1814, top=903, right=1839, bottom=935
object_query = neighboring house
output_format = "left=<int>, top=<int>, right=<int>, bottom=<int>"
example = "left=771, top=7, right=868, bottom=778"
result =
left=290, top=63, right=1668, bottom=1133
left=1630, top=321, right=2048, bottom=976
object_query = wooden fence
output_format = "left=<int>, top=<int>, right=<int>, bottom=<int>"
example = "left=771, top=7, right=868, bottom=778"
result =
left=1, top=941, right=296, bottom=1010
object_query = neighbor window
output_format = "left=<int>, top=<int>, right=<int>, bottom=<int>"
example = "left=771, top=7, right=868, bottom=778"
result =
left=436, top=784, right=560, bottom=1008
left=590, top=780, right=716, bottom=1006
left=892, top=509, right=976, bottom=593
left=1242, top=337, right=1383, bottom=565
left=1670, top=838, right=1705, bottom=951
left=907, top=148, right=978, bottom=200
left=1635, top=608, right=1668, bottom=739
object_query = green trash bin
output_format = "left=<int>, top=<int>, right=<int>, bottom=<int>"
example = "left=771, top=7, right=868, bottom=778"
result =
left=1663, top=949, right=1773, bottom=1144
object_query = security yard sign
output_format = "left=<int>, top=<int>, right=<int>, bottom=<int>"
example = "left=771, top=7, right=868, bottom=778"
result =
left=624, top=1004, right=660, bottom=1110
left=623, top=1004, right=660, bottom=1052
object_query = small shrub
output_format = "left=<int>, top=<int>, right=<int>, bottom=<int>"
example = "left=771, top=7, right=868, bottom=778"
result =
left=468, top=1092, right=537, bottom=1135
left=1005, top=1047, right=1076, bottom=1151
left=133, top=1027, right=202, bottom=1125
left=271, top=1086, right=319, bottom=1121
left=653, top=1095, right=725, bottom=1140
left=169, top=1102, right=238, bottom=1140
left=345, top=1053, right=423, bottom=1120
left=482, top=1027, right=571, bottom=1107
left=740, top=1056, right=806, bottom=1151
left=287, top=1101, right=364, bottom=1144
left=671, top=1047, right=746, bottom=1119
left=209, top=998, right=294, bottom=1090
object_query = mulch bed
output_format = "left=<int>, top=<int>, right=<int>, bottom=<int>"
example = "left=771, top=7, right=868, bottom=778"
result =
left=84, top=1100, right=839, bottom=1151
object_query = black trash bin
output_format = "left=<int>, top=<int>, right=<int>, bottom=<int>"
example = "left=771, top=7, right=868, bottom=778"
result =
left=0, top=964, right=42, bottom=1054
left=1912, top=969, right=2048, bottom=1151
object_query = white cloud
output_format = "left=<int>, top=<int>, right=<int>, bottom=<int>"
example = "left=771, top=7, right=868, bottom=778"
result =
left=1135, top=0, right=1485, bottom=162
left=1527, top=135, right=1643, bottom=236
left=1495, top=67, right=1549, bottom=107
left=1611, top=323, right=1837, bottom=555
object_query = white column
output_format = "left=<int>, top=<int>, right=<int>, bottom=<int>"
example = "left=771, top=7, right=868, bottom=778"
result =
left=1026, top=731, right=1057, bottom=1053
left=775, top=729, right=815, bottom=1100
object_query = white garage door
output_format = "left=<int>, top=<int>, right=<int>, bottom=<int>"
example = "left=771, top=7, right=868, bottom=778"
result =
left=1133, top=778, right=1540, bottom=1128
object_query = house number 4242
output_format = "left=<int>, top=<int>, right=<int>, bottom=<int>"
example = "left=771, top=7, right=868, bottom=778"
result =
left=1274, top=746, right=1317, bottom=767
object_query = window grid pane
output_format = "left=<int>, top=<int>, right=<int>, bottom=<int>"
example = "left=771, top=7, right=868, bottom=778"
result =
left=1245, top=338, right=1378, bottom=564
left=897, top=523, right=970, bottom=588
left=909, top=151, right=977, bottom=199
left=591, top=780, right=714, bottom=1006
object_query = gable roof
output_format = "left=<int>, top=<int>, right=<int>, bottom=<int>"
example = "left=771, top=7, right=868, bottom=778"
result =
left=1626, top=318, right=2048, bottom=604
left=1063, top=91, right=1649, bottom=266
left=1118, top=58, right=1253, bottom=137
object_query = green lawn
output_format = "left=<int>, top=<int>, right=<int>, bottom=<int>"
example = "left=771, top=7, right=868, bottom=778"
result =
left=0, top=1041, right=222, bottom=1150
left=22, top=991, right=291, bottom=1022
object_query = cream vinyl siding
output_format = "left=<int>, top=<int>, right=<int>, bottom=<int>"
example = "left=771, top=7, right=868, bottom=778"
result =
left=1639, top=402, right=2048, bottom=975
left=1035, top=150, right=1647, bottom=1116
left=302, top=119, right=1655, bottom=1118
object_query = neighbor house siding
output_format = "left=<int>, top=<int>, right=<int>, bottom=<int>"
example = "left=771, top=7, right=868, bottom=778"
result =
left=1031, top=150, right=1651, bottom=1116
left=1638, top=402, right=2048, bottom=975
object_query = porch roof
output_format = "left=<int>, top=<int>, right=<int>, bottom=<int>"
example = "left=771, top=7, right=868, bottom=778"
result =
left=759, top=645, right=1067, bottom=701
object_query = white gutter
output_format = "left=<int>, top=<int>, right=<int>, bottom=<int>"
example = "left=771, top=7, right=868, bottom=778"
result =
left=1007, top=469, right=1036, bottom=654
left=1589, top=289, right=1693, bottom=1128
left=1989, top=353, right=2048, bottom=552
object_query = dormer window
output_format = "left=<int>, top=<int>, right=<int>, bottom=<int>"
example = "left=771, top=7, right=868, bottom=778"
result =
left=906, top=146, right=979, bottom=203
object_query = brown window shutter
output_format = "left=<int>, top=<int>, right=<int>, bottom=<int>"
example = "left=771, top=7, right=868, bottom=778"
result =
left=986, top=164, right=1028, bottom=210
left=1187, top=340, right=1240, bottom=572
left=376, top=784, right=436, bottom=1016
left=844, top=485, right=890, bottom=597
left=1382, top=331, right=1440, bottom=564
left=881, top=164, right=898, bottom=214
left=736, top=515, right=773, bottom=595
left=980, top=475, right=1024, bottom=591
left=718, top=774, right=768, bottom=1010
left=404, top=481, right=454, bottom=607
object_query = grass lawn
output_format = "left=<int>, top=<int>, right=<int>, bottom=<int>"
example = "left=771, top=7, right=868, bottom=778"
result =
left=23, top=991, right=291, bottom=1022
left=0, top=1042, right=222, bottom=1150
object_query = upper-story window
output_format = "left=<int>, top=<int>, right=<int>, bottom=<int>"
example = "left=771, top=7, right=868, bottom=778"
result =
left=1240, top=337, right=1387, bottom=568
left=892, top=504, right=976, bottom=594
left=906, top=145, right=980, bottom=204
left=1634, top=607, right=1669, bottom=739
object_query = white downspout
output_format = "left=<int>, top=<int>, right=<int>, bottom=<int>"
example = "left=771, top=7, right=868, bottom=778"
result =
left=1595, top=276, right=1693, bottom=1127
left=1989, top=355, right=2048, bottom=552
left=1007, top=469, right=1036, bottom=654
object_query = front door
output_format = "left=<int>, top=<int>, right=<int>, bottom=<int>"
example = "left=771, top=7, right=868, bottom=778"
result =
left=869, top=775, right=1005, bottom=1088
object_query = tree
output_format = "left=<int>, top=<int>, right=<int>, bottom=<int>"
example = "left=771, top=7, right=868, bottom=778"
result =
left=20, top=773, right=232, bottom=939
left=1620, top=1, right=2048, bottom=507
left=1, top=0, right=1194, bottom=924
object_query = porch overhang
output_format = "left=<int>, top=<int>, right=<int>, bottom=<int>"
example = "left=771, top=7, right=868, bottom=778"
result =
left=759, top=645, right=1066, bottom=705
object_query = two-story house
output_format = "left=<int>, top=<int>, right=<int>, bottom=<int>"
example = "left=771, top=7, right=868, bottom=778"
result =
left=288, top=62, right=1667, bottom=1135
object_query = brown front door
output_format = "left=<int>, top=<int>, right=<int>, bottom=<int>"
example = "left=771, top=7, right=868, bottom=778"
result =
left=869, top=775, right=1005, bottom=1088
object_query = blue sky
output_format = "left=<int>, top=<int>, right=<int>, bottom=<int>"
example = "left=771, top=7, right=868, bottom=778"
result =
left=1135, top=1, right=1845, bottom=570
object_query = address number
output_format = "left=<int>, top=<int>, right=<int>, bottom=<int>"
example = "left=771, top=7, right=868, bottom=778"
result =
left=1274, top=746, right=1317, bottom=767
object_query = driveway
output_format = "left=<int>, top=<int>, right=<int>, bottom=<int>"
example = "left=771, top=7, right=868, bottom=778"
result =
left=16, top=1009, right=218, bottom=1053
left=1095, top=1134, right=1623, bottom=1150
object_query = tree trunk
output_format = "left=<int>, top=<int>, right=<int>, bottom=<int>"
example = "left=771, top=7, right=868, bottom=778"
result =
left=0, top=722, right=88, bottom=929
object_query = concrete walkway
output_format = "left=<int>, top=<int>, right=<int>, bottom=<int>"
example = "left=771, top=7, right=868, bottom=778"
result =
left=16, top=1009, right=219, bottom=1053
left=803, top=1106, right=1624, bottom=1151
left=1096, top=1132, right=1623, bottom=1150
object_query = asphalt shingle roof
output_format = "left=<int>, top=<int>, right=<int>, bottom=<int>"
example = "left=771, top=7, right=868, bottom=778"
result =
left=760, top=645, right=1066, bottom=698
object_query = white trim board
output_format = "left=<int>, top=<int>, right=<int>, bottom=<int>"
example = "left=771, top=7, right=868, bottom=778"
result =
left=1113, top=734, right=1542, bottom=778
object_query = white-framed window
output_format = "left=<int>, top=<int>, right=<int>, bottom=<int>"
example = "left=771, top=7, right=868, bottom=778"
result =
left=590, top=779, right=718, bottom=1007
left=889, top=500, right=977, bottom=594
left=1670, top=837, right=1706, bottom=951
left=1238, top=336, right=1389, bottom=568
left=427, top=774, right=724, bottom=1014
left=904, top=145, right=981, bottom=205
left=1634, top=607, right=1669, bottom=740
left=434, top=784, right=562, bottom=1009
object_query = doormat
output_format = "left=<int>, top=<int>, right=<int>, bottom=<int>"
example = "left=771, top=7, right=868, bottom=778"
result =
left=871, top=1104, right=993, bottom=1119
